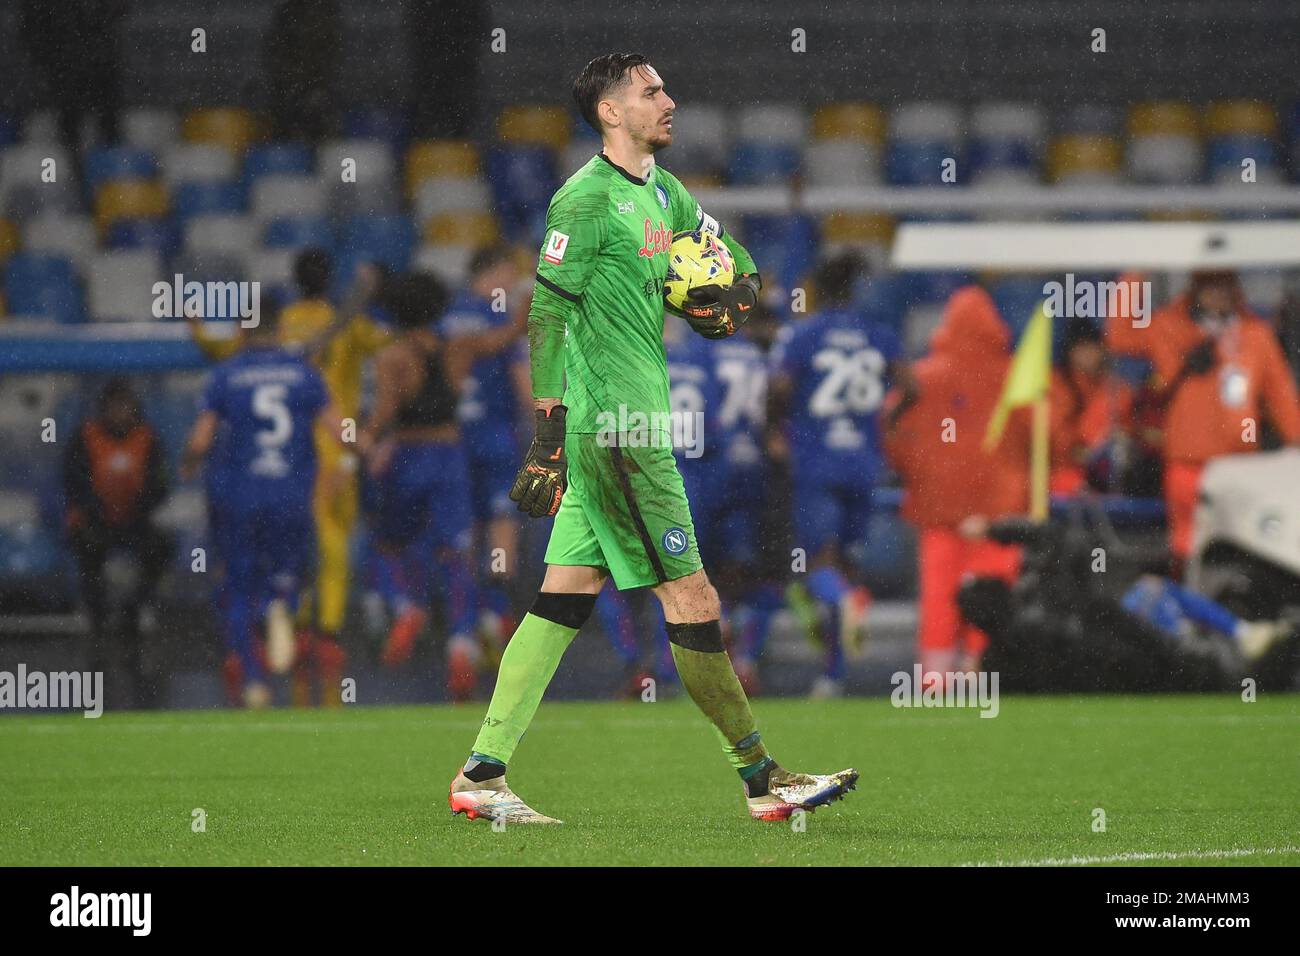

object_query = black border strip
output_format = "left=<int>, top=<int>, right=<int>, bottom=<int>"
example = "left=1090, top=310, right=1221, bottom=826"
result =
left=535, top=273, right=581, bottom=303
left=607, top=445, right=668, bottom=585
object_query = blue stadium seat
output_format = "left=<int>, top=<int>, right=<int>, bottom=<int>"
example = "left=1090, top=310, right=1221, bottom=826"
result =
left=264, top=216, right=335, bottom=251
left=172, top=181, right=245, bottom=222
left=968, top=139, right=1037, bottom=180
left=343, top=107, right=411, bottom=151
left=3, top=253, right=83, bottom=323
left=83, top=146, right=159, bottom=192
left=738, top=213, right=818, bottom=292
left=1207, top=136, right=1278, bottom=181
left=887, top=142, right=961, bottom=186
left=339, top=214, right=416, bottom=272
left=485, top=145, right=558, bottom=241
left=242, top=143, right=315, bottom=185
left=106, top=218, right=180, bottom=259
left=727, top=143, right=801, bottom=185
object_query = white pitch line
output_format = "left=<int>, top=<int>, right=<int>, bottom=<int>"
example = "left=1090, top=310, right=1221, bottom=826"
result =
left=964, top=846, right=1300, bottom=867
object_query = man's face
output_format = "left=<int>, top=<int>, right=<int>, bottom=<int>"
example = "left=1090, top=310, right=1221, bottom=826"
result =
left=606, top=64, right=675, bottom=153
left=1195, top=283, right=1236, bottom=323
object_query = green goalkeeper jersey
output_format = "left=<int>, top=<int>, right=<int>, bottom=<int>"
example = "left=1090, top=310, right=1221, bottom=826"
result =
left=529, top=152, right=757, bottom=439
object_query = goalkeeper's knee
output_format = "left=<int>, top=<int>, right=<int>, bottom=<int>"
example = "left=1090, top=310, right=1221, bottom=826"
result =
left=530, top=591, right=597, bottom=630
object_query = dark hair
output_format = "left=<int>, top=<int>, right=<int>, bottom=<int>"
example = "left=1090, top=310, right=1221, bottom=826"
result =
left=384, top=272, right=450, bottom=330
left=254, top=286, right=290, bottom=335
left=98, top=376, right=140, bottom=415
left=573, top=53, right=651, bottom=133
left=294, top=247, right=333, bottom=297
left=814, top=252, right=866, bottom=306
left=469, top=243, right=515, bottom=278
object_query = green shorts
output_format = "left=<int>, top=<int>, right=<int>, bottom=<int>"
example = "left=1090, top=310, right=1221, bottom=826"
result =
left=544, top=432, right=702, bottom=590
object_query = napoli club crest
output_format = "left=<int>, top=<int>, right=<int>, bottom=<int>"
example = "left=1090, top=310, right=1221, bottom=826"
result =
left=655, top=183, right=669, bottom=210
left=661, top=527, right=689, bottom=555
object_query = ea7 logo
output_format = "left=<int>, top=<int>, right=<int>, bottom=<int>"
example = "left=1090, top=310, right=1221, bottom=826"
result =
left=50, top=886, right=151, bottom=936
left=543, top=230, right=570, bottom=264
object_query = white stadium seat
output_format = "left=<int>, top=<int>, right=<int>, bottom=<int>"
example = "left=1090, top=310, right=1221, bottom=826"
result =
left=87, top=249, right=165, bottom=321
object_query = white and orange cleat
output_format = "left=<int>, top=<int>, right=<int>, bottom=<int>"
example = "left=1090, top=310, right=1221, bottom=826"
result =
left=448, top=771, right=563, bottom=825
left=746, top=766, right=859, bottom=821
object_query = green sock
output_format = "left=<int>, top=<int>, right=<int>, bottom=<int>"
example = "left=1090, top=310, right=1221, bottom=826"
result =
left=470, top=612, right=579, bottom=764
left=670, top=643, right=772, bottom=776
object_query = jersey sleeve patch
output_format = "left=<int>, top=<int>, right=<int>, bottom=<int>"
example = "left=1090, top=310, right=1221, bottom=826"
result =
left=543, top=229, right=570, bottom=264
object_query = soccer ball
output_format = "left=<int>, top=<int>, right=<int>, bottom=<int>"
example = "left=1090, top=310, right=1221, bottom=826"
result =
left=663, top=230, right=736, bottom=313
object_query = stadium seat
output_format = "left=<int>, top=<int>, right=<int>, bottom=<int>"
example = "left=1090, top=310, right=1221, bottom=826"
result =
left=122, top=108, right=179, bottom=152
left=812, top=103, right=886, bottom=143
left=170, top=249, right=247, bottom=288
left=1059, top=103, right=1122, bottom=136
left=728, top=142, right=801, bottom=185
left=1127, top=101, right=1201, bottom=184
left=339, top=214, right=416, bottom=272
left=182, top=107, right=259, bottom=157
left=84, top=146, right=159, bottom=194
left=737, top=104, right=808, bottom=146
left=664, top=104, right=730, bottom=175
left=327, top=178, right=401, bottom=219
left=317, top=139, right=397, bottom=188
left=161, top=143, right=238, bottom=187
left=86, top=250, right=165, bottom=321
left=413, top=243, right=474, bottom=287
left=886, top=141, right=957, bottom=186
left=404, top=140, right=480, bottom=197
left=250, top=174, right=328, bottom=223
left=23, top=214, right=97, bottom=273
left=263, top=216, right=334, bottom=251
left=819, top=212, right=894, bottom=268
left=412, top=176, right=493, bottom=221
left=803, top=140, right=881, bottom=187
left=1, top=144, right=74, bottom=206
left=969, top=102, right=1043, bottom=184
left=1208, top=137, right=1281, bottom=185
left=3, top=253, right=83, bottom=323
left=422, top=211, right=499, bottom=248
left=484, top=145, right=557, bottom=240
left=1206, top=100, right=1277, bottom=139
left=247, top=247, right=298, bottom=289
left=0, top=219, right=18, bottom=265
left=172, top=181, right=245, bottom=222
left=183, top=215, right=259, bottom=273
left=344, top=107, right=411, bottom=152
left=1047, top=134, right=1123, bottom=185
left=497, top=105, right=572, bottom=151
left=94, top=179, right=168, bottom=232
left=243, top=143, right=315, bottom=184
left=106, top=218, right=180, bottom=259
left=902, top=301, right=946, bottom=356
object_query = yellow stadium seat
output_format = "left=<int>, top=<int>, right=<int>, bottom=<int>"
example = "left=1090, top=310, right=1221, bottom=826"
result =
left=182, top=107, right=259, bottom=156
left=0, top=219, right=19, bottom=264
left=423, top=211, right=500, bottom=246
left=821, top=212, right=894, bottom=245
left=1048, top=134, right=1121, bottom=182
left=95, top=179, right=169, bottom=232
left=812, top=103, right=886, bottom=142
left=1205, top=100, right=1277, bottom=138
left=497, top=106, right=571, bottom=150
left=405, top=140, right=481, bottom=196
left=1127, top=102, right=1199, bottom=138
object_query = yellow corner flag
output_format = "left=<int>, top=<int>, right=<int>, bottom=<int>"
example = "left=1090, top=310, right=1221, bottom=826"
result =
left=984, top=299, right=1054, bottom=522
left=984, top=299, right=1053, bottom=450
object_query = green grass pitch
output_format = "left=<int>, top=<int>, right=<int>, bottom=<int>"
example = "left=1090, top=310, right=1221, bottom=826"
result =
left=2, top=694, right=1297, bottom=866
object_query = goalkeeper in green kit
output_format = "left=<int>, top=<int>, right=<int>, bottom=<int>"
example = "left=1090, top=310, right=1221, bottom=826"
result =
left=449, top=53, right=859, bottom=823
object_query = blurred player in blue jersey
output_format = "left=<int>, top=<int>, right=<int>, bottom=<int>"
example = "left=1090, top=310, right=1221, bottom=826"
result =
left=358, top=272, right=525, bottom=700
left=181, top=293, right=344, bottom=708
left=437, top=246, right=533, bottom=663
left=768, top=253, right=906, bottom=697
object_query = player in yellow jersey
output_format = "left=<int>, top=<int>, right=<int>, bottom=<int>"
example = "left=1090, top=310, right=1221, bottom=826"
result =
left=277, top=250, right=388, bottom=706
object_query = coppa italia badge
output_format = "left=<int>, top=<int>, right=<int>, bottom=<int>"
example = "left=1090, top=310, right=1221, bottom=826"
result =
left=543, top=230, right=569, bottom=264
left=638, top=219, right=671, bottom=258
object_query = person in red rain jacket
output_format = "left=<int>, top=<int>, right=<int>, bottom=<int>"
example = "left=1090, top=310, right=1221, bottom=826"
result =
left=64, top=377, right=172, bottom=702
left=884, top=285, right=1029, bottom=683
left=1106, top=271, right=1300, bottom=574
left=1048, top=317, right=1135, bottom=496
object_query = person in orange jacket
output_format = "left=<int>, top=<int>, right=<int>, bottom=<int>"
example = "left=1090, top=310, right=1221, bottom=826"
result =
left=1106, top=271, right=1300, bottom=574
left=1048, top=317, right=1136, bottom=496
left=884, top=285, right=1029, bottom=683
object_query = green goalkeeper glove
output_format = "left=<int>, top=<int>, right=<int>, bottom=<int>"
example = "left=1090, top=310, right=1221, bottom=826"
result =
left=681, top=273, right=762, bottom=339
left=510, top=404, right=568, bottom=518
